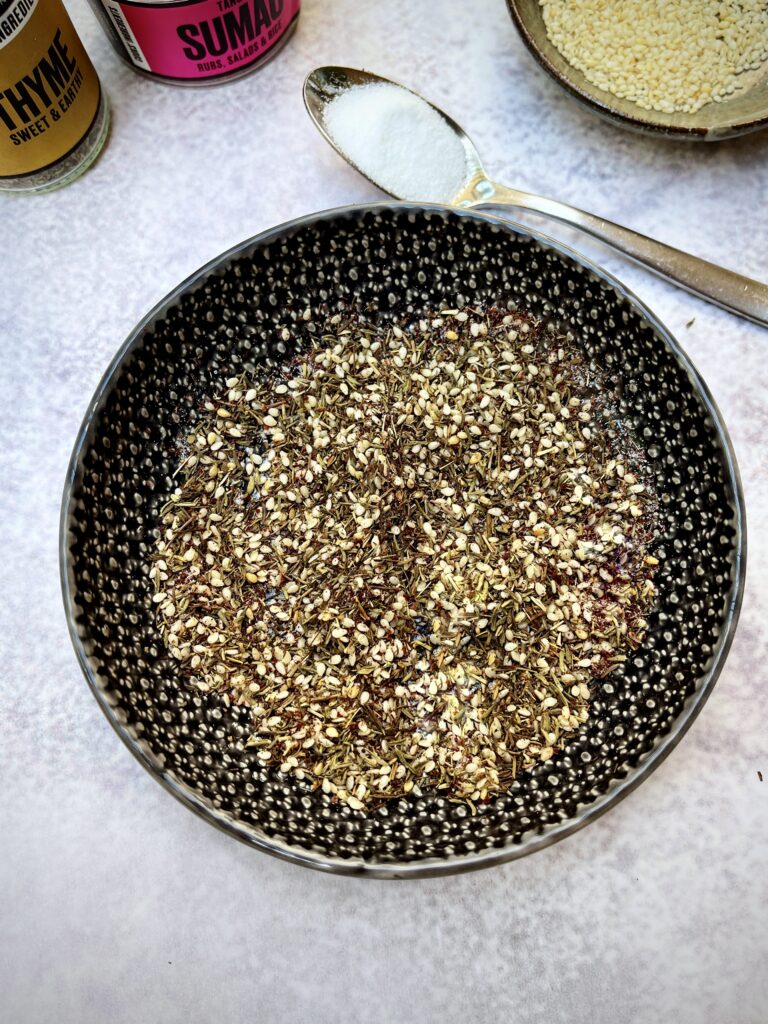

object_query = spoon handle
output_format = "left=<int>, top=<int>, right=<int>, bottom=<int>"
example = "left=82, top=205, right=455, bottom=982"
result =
left=474, top=181, right=768, bottom=328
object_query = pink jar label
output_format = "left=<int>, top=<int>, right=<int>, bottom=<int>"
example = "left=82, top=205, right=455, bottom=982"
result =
left=100, top=0, right=299, bottom=80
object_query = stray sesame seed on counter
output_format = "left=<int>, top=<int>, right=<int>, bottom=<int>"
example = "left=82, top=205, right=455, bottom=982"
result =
left=149, top=305, right=661, bottom=811
left=539, top=0, right=768, bottom=115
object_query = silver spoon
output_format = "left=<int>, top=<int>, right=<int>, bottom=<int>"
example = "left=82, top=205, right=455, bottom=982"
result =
left=304, top=66, right=768, bottom=328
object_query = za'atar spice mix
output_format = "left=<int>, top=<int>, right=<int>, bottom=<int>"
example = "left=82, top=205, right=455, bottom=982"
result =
left=150, top=305, right=660, bottom=811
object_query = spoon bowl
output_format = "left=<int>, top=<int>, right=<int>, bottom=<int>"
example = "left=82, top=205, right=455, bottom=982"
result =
left=303, top=65, right=485, bottom=204
left=304, top=65, right=768, bottom=327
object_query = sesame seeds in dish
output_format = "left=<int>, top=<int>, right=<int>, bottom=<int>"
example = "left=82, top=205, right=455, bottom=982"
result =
left=538, top=0, right=768, bottom=115
left=150, top=305, right=660, bottom=812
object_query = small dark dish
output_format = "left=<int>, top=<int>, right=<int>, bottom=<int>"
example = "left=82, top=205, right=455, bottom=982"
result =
left=61, top=205, right=745, bottom=877
left=507, top=0, right=768, bottom=140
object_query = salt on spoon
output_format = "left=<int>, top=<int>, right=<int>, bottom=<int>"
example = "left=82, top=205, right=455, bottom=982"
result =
left=322, top=81, right=471, bottom=203
left=304, top=66, right=768, bottom=328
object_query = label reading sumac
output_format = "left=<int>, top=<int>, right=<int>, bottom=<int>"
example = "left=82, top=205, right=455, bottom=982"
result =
left=100, top=0, right=300, bottom=80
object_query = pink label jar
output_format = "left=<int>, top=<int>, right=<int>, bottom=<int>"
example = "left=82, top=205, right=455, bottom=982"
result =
left=89, top=0, right=300, bottom=85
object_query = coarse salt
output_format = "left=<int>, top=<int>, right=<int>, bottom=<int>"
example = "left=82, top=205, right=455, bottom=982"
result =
left=323, top=82, right=469, bottom=203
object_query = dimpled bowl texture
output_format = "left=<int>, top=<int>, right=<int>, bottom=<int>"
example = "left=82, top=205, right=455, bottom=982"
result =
left=61, top=205, right=745, bottom=878
left=507, top=0, right=768, bottom=140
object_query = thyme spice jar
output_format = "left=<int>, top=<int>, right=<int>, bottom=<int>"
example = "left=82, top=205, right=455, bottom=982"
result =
left=89, top=0, right=300, bottom=85
left=0, top=0, right=109, bottom=193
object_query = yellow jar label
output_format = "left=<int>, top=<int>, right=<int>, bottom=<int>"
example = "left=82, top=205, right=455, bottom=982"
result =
left=0, top=0, right=101, bottom=178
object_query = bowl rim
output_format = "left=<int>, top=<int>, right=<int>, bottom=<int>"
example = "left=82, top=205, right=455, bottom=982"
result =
left=60, top=202, right=747, bottom=878
left=505, top=0, right=768, bottom=141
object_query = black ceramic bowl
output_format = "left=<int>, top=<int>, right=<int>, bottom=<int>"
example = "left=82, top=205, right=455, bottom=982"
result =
left=61, top=205, right=745, bottom=877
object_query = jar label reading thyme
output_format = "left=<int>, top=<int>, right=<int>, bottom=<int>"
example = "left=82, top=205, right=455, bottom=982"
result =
left=98, top=0, right=300, bottom=80
left=0, top=0, right=101, bottom=177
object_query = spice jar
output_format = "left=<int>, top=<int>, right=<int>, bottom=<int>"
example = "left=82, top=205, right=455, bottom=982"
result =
left=0, top=0, right=109, bottom=193
left=88, top=0, right=300, bottom=85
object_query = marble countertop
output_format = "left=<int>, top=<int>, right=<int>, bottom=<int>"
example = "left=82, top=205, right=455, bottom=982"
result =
left=2, top=1, right=767, bottom=1021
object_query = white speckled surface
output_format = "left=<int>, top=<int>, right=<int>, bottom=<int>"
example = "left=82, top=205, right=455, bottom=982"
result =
left=2, top=1, right=767, bottom=1021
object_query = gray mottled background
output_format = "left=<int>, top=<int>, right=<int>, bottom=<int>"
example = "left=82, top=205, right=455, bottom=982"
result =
left=1, top=1, right=767, bottom=1022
